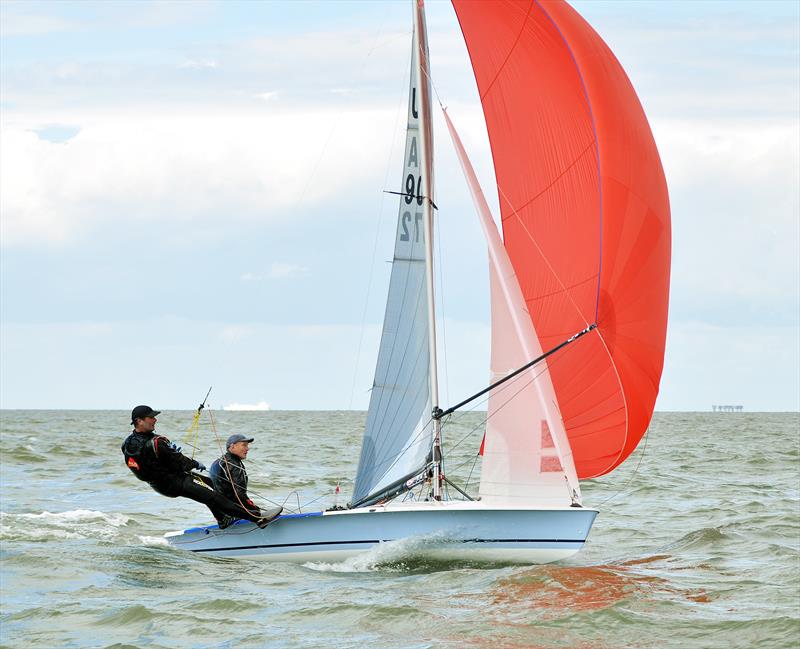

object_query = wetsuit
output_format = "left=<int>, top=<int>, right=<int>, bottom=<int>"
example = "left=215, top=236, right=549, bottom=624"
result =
left=210, top=452, right=261, bottom=517
left=121, top=430, right=264, bottom=524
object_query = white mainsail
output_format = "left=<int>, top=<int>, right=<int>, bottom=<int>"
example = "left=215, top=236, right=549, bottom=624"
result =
left=443, top=110, right=581, bottom=507
left=351, top=14, right=436, bottom=507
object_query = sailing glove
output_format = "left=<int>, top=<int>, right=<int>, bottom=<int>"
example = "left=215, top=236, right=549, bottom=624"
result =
left=195, top=461, right=207, bottom=472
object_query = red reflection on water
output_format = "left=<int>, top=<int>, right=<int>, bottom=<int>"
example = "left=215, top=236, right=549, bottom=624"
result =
left=449, top=557, right=712, bottom=649
left=490, top=555, right=712, bottom=615
left=491, top=565, right=635, bottom=615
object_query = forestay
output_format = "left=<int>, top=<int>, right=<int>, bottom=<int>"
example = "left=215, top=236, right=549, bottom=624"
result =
left=351, top=18, right=435, bottom=507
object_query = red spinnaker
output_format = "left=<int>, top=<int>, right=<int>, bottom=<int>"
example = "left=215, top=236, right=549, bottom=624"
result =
left=452, top=0, right=671, bottom=478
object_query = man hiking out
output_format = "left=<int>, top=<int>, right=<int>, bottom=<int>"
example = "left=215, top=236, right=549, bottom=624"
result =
left=121, top=405, right=281, bottom=528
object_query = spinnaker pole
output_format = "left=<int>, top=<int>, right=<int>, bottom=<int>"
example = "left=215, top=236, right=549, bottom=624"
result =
left=413, top=0, right=442, bottom=500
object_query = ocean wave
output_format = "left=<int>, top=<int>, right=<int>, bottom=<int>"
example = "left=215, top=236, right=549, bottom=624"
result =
left=15, top=446, right=48, bottom=463
left=0, top=509, right=128, bottom=542
left=95, top=604, right=154, bottom=626
left=184, top=598, right=263, bottom=614
left=9, top=440, right=106, bottom=459
left=667, top=526, right=730, bottom=550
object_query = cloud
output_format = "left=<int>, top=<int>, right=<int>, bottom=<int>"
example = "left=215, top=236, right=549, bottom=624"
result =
left=0, top=108, right=400, bottom=246
left=0, top=316, right=496, bottom=410
left=31, top=124, right=81, bottom=144
left=219, top=325, right=253, bottom=344
left=1, top=0, right=797, bottom=411
left=179, top=59, right=219, bottom=70
left=76, top=322, right=113, bottom=336
left=0, top=318, right=382, bottom=409
left=0, top=0, right=212, bottom=39
left=0, top=8, right=79, bottom=37
left=577, top=3, right=799, bottom=121
left=654, top=117, right=799, bottom=322
left=268, top=262, right=309, bottom=279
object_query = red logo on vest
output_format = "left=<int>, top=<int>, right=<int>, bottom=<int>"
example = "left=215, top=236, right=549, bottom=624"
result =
left=127, top=457, right=140, bottom=471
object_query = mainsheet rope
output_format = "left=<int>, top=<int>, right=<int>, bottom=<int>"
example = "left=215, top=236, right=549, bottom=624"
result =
left=180, top=406, right=347, bottom=514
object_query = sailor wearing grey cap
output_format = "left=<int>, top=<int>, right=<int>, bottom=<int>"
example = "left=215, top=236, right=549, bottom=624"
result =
left=210, top=434, right=281, bottom=529
left=121, top=405, right=278, bottom=529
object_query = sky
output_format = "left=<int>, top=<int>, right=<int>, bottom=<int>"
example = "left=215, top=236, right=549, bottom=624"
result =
left=1, top=0, right=798, bottom=412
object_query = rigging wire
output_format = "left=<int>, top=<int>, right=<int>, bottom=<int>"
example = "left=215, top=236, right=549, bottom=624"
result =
left=348, top=330, right=570, bottom=503
left=434, top=71, right=598, bottom=328
left=182, top=386, right=212, bottom=460
left=293, top=9, right=396, bottom=212
left=464, top=451, right=481, bottom=494
left=435, top=324, right=595, bottom=420
left=361, top=338, right=429, bottom=467
left=434, top=201, right=450, bottom=413
left=206, top=407, right=289, bottom=515
left=355, top=56, right=439, bottom=469
left=593, top=428, right=650, bottom=507
left=353, top=14, right=456, bottom=503
left=352, top=336, right=579, bottom=506
left=356, top=415, right=434, bottom=486
left=494, top=182, right=594, bottom=328
left=430, top=136, right=447, bottom=481
left=184, top=406, right=302, bottom=514
left=199, top=17, right=618, bottom=515
left=441, top=347, right=578, bottom=495
left=444, top=356, right=554, bottom=457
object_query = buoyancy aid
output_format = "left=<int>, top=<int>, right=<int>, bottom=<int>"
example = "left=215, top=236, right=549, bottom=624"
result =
left=121, top=431, right=196, bottom=484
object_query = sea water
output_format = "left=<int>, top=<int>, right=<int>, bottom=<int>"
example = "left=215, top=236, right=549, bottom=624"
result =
left=0, top=411, right=798, bottom=648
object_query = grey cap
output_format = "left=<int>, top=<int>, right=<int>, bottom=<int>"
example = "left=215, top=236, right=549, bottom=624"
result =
left=226, top=433, right=254, bottom=448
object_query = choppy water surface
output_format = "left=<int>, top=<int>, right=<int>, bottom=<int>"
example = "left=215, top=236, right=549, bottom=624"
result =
left=1, top=410, right=798, bottom=648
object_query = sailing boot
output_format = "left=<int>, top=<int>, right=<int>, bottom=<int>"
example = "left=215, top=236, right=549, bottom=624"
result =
left=255, top=506, right=283, bottom=528
left=217, top=515, right=236, bottom=530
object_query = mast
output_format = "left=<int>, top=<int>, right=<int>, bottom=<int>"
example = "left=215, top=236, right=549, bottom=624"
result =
left=412, top=0, right=442, bottom=500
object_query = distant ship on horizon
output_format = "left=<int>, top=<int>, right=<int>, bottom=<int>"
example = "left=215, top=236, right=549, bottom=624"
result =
left=222, top=401, right=271, bottom=412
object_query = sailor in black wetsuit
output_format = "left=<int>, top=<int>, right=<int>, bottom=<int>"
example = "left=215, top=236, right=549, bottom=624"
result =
left=121, top=405, right=279, bottom=528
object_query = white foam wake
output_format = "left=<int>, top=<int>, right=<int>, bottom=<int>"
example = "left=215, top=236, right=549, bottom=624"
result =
left=303, top=531, right=452, bottom=573
left=0, top=509, right=129, bottom=541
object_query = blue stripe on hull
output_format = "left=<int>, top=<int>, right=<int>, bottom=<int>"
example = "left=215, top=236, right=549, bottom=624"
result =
left=190, top=537, right=587, bottom=554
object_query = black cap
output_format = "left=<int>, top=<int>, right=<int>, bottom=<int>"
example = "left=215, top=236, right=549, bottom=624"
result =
left=131, top=405, right=161, bottom=425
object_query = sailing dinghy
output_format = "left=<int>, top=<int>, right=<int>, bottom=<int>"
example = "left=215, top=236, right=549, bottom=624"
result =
left=166, top=0, right=670, bottom=563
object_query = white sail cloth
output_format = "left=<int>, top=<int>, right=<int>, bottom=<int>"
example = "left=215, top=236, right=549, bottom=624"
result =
left=352, top=21, right=435, bottom=506
left=443, top=110, right=581, bottom=507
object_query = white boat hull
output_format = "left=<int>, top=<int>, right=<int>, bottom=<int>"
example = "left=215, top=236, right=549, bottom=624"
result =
left=165, top=502, right=598, bottom=564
